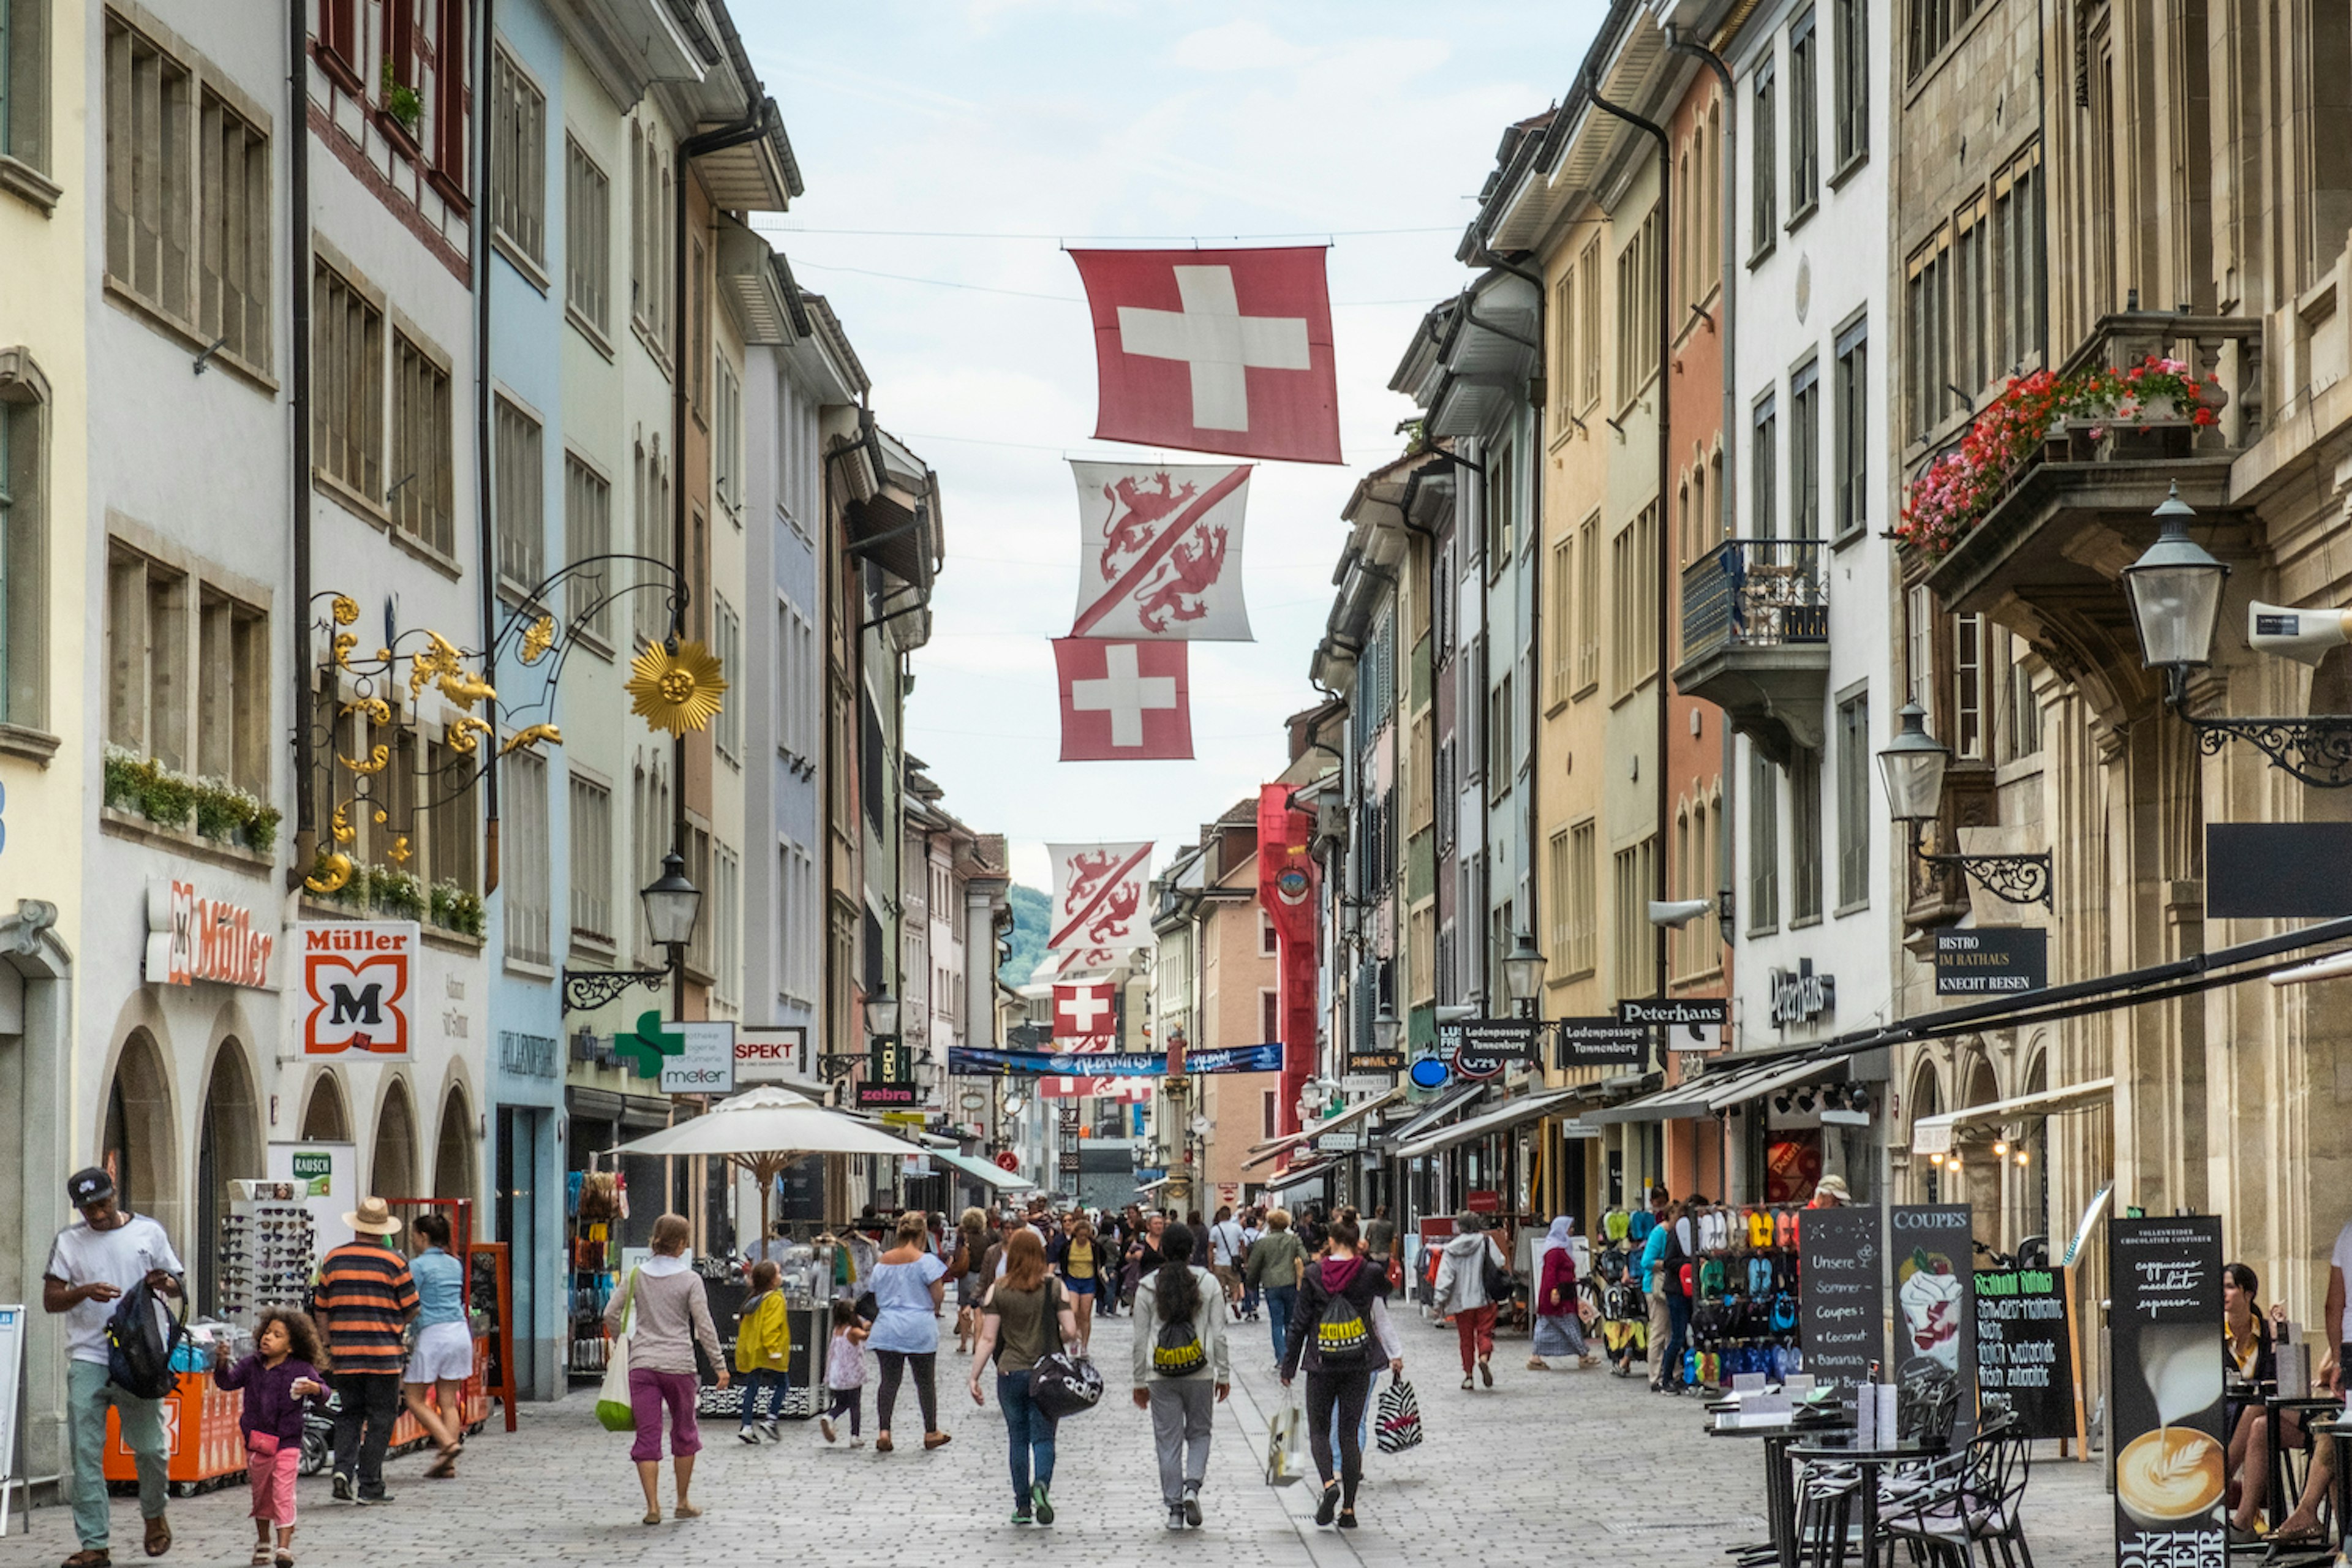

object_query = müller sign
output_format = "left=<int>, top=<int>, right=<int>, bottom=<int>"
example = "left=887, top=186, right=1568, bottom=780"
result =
left=144, top=878, right=274, bottom=989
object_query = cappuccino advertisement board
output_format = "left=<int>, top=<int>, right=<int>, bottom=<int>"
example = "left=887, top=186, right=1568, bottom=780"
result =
left=1890, top=1205, right=1976, bottom=1425
left=2108, top=1216, right=2226, bottom=1567
left=1973, top=1265, right=2077, bottom=1440
left=1798, top=1204, right=1883, bottom=1393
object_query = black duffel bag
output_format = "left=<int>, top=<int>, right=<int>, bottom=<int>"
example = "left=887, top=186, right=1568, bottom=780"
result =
left=1026, top=1351, right=1104, bottom=1419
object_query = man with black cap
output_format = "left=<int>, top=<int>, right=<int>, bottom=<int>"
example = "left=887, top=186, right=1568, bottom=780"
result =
left=43, top=1166, right=183, bottom=1567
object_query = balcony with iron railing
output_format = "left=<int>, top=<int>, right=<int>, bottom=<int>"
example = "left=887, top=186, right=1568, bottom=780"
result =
left=1913, top=312, right=2264, bottom=723
left=1673, top=538, right=1831, bottom=764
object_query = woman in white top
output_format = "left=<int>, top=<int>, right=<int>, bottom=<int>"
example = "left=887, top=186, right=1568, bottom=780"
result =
left=864, top=1211, right=950, bottom=1453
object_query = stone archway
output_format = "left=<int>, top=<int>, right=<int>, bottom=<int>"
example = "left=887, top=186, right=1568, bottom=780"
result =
left=195, top=1041, right=264, bottom=1314
left=1908, top=1061, right=1945, bottom=1203
left=371, top=1078, right=419, bottom=1201
left=301, top=1070, right=352, bottom=1140
left=1955, top=1047, right=2003, bottom=1234
left=432, top=1083, right=476, bottom=1204
left=101, top=1030, right=180, bottom=1238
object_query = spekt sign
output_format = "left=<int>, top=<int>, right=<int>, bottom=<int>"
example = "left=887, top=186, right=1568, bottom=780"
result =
left=734, top=1025, right=809, bottom=1082
left=298, top=922, right=417, bottom=1057
left=146, top=878, right=274, bottom=989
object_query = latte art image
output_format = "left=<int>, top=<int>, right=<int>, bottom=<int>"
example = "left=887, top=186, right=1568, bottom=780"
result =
left=2116, top=1427, right=2226, bottom=1527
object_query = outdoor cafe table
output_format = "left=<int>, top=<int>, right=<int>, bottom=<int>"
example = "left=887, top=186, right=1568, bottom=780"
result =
left=1787, top=1433, right=1951, bottom=1567
left=1709, top=1408, right=1852, bottom=1568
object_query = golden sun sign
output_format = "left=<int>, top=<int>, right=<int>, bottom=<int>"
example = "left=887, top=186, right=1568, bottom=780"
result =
left=625, top=640, right=728, bottom=736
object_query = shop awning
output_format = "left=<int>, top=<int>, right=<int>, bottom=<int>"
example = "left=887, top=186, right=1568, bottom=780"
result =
left=1393, top=1087, right=1584, bottom=1160
left=1245, top=1088, right=1404, bottom=1169
left=1376, top=1081, right=1487, bottom=1148
left=1585, top=1050, right=1845, bottom=1124
left=931, top=1150, right=1035, bottom=1191
left=1265, top=1157, right=1340, bottom=1195
left=1909, top=1077, right=2115, bottom=1156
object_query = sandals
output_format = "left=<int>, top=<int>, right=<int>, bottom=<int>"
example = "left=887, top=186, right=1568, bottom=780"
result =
left=425, top=1441, right=460, bottom=1479
left=274, top=1555, right=294, bottom=1568
left=251, top=1548, right=274, bottom=1567
left=673, top=1502, right=702, bottom=1520
left=875, top=1433, right=894, bottom=1453
left=143, top=1517, right=172, bottom=1558
left=62, top=1553, right=112, bottom=1568
left=922, top=1431, right=952, bottom=1450
left=641, top=1509, right=661, bottom=1526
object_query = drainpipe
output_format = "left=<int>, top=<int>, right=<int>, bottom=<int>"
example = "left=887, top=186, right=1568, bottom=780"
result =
left=1667, top=24, right=1741, bottom=1025
left=1583, top=63, right=1673, bottom=1061
left=473, top=0, right=499, bottom=893
left=288, top=0, right=314, bottom=887
left=1469, top=242, right=1548, bottom=997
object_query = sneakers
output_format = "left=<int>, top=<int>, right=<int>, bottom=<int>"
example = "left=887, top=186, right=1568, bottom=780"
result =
left=736, top=1428, right=762, bottom=1444
left=1479, top=1357, right=1494, bottom=1387
left=1166, top=1507, right=1186, bottom=1532
left=760, top=1420, right=780, bottom=1441
left=1011, top=1509, right=1033, bottom=1526
left=820, top=1417, right=837, bottom=1444
left=1032, top=1482, right=1055, bottom=1525
left=1180, top=1483, right=1200, bottom=1528
left=1315, top=1482, right=1342, bottom=1526
left=331, top=1474, right=352, bottom=1504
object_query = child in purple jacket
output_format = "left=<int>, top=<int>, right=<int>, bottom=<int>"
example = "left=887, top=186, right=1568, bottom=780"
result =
left=213, top=1308, right=328, bottom=1567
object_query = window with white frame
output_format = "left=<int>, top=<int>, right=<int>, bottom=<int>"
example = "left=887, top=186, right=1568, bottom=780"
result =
left=393, top=334, right=454, bottom=554
left=1833, top=317, right=1869, bottom=540
left=1789, top=10, right=1819, bottom=214
left=1752, top=392, right=1777, bottom=538
left=1612, top=837, right=1656, bottom=1000
left=713, top=842, right=741, bottom=1009
left=1954, top=613, right=1985, bottom=757
left=1791, top=358, right=1820, bottom=539
left=1615, top=206, right=1661, bottom=406
left=564, top=134, right=609, bottom=339
left=564, top=454, right=611, bottom=641
left=488, top=45, right=545, bottom=273
left=1751, top=61, right=1777, bottom=254
left=714, top=355, right=742, bottom=521
left=631, top=753, right=670, bottom=965
left=569, top=774, right=612, bottom=945
left=314, top=260, right=383, bottom=504
left=777, top=594, right=815, bottom=763
left=712, top=592, right=741, bottom=763
left=2, top=0, right=53, bottom=180
left=0, top=365, right=48, bottom=730
left=503, top=748, right=551, bottom=967
left=629, top=119, right=673, bottom=345
left=778, top=836, right=818, bottom=1006
left=1749, top=751, right=1780, bottom=933
left=1836, top=689, right=1871, bottom=909
left=1569, top=820, right=1598, bottom=978
left=1834, top=0, right=1869, bottom=168
left=494, top=396, right=543, bottom=589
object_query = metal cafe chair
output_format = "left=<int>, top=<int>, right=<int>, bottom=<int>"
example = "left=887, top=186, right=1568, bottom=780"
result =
left=1880, top=1412, right=2035, bottom=1568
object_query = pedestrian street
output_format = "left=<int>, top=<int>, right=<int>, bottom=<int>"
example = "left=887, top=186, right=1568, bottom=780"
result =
left=7, top=1307, right=2125, bottom=1568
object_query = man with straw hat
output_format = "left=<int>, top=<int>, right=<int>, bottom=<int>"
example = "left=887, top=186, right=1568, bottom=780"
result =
left=315, top=1198, right=418, bottom=1505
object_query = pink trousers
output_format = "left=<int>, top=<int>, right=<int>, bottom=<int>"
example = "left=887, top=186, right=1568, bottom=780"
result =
left=248, top=1442, right=300, bottom=1526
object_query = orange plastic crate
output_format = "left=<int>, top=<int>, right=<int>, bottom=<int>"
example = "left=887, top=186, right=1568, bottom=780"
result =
left=103, top=1372, right=246, bottom=1487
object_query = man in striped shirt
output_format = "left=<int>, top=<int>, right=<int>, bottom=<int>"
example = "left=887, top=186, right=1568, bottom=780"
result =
left=316, top=1197, right=418, bottom=1504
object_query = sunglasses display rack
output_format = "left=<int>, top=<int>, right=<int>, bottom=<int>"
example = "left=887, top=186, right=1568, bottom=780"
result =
left=219, top=1199, right=318, bottom=1327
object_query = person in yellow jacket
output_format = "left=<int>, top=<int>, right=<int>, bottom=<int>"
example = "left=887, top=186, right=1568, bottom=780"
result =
left=734, top=1260, right=793, bottom=1442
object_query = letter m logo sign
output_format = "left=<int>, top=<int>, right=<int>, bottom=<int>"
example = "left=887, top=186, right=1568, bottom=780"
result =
left=303, top=935, right=413, bottom=1057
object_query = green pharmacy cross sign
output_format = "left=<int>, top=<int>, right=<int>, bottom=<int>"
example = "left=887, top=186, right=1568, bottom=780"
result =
left=612, top=1012, right=737, bottom=1096
left=616, top=1010, right=683, bottom=1080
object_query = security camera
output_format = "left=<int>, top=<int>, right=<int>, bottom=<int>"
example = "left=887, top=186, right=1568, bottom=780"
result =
left=1648, top=899, right=1714, bottom=928
left=2248, top=601, right=2352, bottom=665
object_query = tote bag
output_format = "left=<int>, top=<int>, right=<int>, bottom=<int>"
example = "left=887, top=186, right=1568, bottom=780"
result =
left=594, top=1269, right=642, bottom=1433
left=1263, top=1392, right=1308, bottom=1487
left=1375, top=1375, right=1424, bottom=1453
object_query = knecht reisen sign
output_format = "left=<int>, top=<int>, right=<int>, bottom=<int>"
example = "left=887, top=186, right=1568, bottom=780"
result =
left=1932, top=927, right=2047, bottom=997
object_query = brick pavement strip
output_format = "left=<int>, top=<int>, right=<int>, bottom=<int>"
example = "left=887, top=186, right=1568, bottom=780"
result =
left=7, top=1310, right=2119, bottom=1567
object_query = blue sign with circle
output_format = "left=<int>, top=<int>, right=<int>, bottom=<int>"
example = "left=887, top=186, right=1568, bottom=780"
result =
left=1408, top=1055, right=1450, bottom=1090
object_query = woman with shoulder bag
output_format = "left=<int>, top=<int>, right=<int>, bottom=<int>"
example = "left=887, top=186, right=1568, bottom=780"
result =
left=1129, top=1222, right=1231, bottom=1532
left=968, top=1229, right=1080, bottom=1525
left=952, top=1208, right=989, bottom=1355
left=1432, top=1212, right=1507, bottom=1389
left=1279, top=1214, right=1404, bottom=1531
left=1528, top=1216, right=1597, bottom=1370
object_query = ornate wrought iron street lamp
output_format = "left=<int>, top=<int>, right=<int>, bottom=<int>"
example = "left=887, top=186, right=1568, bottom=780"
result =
left=1878, top=701, right=2053, bottom=907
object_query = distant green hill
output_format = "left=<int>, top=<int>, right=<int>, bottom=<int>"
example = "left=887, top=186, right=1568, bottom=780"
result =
left=999, top=884, right=1049, bottom=987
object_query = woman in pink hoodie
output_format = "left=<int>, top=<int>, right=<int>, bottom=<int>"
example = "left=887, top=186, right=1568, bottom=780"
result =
left=1278, top=1215, right=1403, bottom=1530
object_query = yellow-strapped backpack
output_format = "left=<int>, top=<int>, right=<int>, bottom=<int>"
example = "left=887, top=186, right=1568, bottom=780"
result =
left=1153, top=1312, right=1208, bottom=1376
left=1314, top=1290, right=1370, bottom=1368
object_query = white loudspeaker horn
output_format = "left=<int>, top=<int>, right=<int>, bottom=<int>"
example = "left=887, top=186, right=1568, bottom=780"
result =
left=2247, top=602, right=2352, bottom=665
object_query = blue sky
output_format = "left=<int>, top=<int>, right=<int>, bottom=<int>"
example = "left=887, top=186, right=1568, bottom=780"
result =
left=737, top=2, right=1606, bottom=888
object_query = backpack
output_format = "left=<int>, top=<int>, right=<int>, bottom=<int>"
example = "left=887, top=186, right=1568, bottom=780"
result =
left=107, top=1273, right=187, bottom=1401
left=1313, top=1287, right=1372, bottom=1369
left=1478, top=1240, right=1513, bottom=1306
left=1152, top=1288, right=1208, bottom=1378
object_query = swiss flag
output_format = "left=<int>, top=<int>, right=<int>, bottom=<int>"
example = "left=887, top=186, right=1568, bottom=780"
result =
left=1069, top=247, right=1342, bottom=464
left=1054, top=638, right=1192, bottom=761
left=1053, top=981, right=1119, bottom=1040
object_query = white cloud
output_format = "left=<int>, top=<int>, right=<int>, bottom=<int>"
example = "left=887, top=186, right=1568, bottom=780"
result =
left=1166, top=19, right=1319, bottom=72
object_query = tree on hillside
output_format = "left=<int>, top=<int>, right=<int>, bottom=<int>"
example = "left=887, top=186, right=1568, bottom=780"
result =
left=998, top=884, right=1049, bottom=987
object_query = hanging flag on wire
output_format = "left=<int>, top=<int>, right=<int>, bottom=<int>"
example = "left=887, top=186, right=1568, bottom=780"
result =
left=1068, top=247, right=1342, bottom=464
left=1053, top=638, right=1192, bottom=761
left=1052, top=981, right=1120, bottom=1040
left=1046, top=840, right=1154, bottom=953
left=1069, top=461, right=1254, bottom=641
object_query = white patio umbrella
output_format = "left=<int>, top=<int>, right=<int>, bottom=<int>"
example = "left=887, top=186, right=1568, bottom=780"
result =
left=609, top=1085, right=917, bottom=1242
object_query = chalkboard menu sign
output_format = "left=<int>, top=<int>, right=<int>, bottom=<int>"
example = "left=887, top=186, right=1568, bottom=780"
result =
left=1973, top=1266, right=2076, bottom=1439
left=1798, top=1204, right=1884, bottom=1392
left=1890, top=1204, right=1976, bottom=1420
left=2109, top=1216, right=2226, bottom=1568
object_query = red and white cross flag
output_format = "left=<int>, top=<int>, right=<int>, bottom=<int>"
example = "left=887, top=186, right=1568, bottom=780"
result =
left=1046, top=840, right=1154, bottom=954
left=1069, top=461, right=1253, bottom=641
left=1052, top=980, right=1119, bottom=1040
left=1054, top=638, right=1191, bottom=761
left=1068, top=247, right=1342, bottom=465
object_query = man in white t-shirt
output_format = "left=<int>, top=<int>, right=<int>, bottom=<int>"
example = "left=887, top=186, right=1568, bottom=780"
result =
left=45, top=1166, right=184, bottom=1565
left=2323, top=1216, right=2351, bottom=1395
left=1208, top=1205, right=1248, bottom=1303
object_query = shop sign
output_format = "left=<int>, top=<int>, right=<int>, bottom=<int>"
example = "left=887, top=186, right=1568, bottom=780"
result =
left=1932, top=928, right=2047, bottom=996
left=1973, top=1266, right=2078, bottom=1441
left=497, top=1031, right=559, bottom=1080
left=1555, top=1017, right=1647, bottom=1069
left=1441, top=1018, right=1542, bottom=1079
left=993, top=1150, right=1020, bottom=1172
left=1768, top=961, right=1835, bottom=1028
left=1314, top=1130, right=1362, bottom=1153
left=1799, top=1203, right=1884, bottom=1392
left=298, top=922, right=417, bottom=1057
left=1346, top=1050, right=1405, bottom=1074
left=2206, top=823, right=2352, bottom=918
left=1890, top=1205, right=1976, bottom=1425
left=1464, top=1189, right=1501, bottom=1213
left=1557, top=1118, right=1600, bottom=1139
left=1615, top=997, right=1727, bottom=1027
left=2108, top=1216, right=2226, bottom=1564
left=148, top=879, right=275, bottom=989
left=734, top=1025, right=809, bottom=1083
left=855, top=1080, right=921, bottom=1109
left=656, top=1023, right=736, bottom=1095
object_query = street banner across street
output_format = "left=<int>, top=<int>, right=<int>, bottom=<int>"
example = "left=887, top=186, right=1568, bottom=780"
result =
left=1054, top=638, right=1193, bottom=761
left=948, top=1041, right=1283, bottom=1078
left=1046, top=840, right=1155, bottom=952
left=1067, top=247, right=1341, bottom=464
left=1069, top=461, right=1254, bottom=641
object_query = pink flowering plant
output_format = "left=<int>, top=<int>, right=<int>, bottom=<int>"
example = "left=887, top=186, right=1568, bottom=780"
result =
left=1896, top=355, right=2220, bottom=556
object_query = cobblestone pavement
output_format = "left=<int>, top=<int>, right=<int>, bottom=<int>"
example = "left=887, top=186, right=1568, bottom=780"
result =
left=9, top=1308, right=2122, bottom=1567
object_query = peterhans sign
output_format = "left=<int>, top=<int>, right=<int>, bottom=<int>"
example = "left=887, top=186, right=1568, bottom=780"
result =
left=299, top=922, right=417, bottom=1058
left=1768, top=961, right=1835, bottom=1028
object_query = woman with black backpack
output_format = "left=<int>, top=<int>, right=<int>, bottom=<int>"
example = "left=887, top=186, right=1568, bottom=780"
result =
left=1279, top=1214, right=1403, bottom=1530
left=1128, top=1221, right=1230, bottom=1532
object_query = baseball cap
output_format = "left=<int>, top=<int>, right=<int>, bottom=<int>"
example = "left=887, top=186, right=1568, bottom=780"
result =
left=67, top=1167, right=115, bottom=1207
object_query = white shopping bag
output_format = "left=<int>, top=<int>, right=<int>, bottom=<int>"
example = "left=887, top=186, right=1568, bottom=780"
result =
left=1264, top=1393, right=1308, bottom=1487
